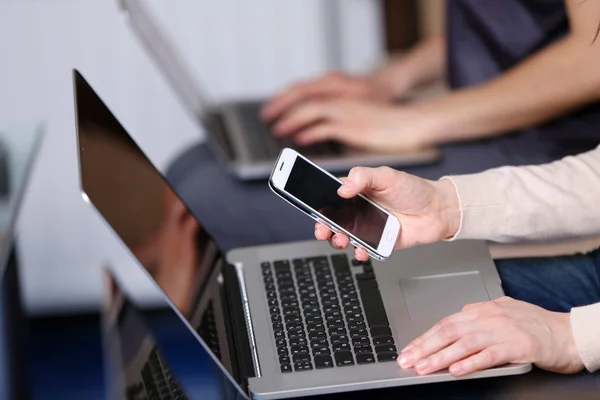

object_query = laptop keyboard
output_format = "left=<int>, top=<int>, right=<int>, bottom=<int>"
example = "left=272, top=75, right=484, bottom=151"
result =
left=261, top=254, right=397, bottom=373
left=236, top=102, right=343, bottom=159
left=197, top=300, right=222, bottom=361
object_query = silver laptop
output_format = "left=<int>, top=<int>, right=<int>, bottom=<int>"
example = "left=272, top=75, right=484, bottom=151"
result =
left=117, top=0, right=441, bottom=181
left=74, top=70, right=529, bottom=399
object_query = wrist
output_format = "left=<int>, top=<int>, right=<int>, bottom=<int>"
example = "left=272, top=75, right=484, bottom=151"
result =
left=431, top=178, right=461, bottom=240
left=368, top=62, right=415, bottom=101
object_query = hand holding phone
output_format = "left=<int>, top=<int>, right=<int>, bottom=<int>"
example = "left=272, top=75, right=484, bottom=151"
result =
left=269, top=148, right=401, bottom=260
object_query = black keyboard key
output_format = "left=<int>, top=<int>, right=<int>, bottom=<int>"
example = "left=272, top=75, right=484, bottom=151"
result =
left=294, top=361, right=313, bottom=371
left=269, top=307, right=279, bottom=315
left=286, top=321, right=303, bottom=331
left=290, top=336, right=308, bottom=347
left=311, top=338, right=328, bottom=348
left=350, top=328, right=368, bottom=338
left=329, top=326, right=346, bottom=336
left=266, top=291, right=277, bottom=300
left=344, top=304, right=362, bottom=314
left=315, top=355, right=334, bottom=369
left=312, top=347, right=331, bottom=357
left=282, top=299, right=299, bottom=308
left=268, top=299, right=279, bottom=307
left=358, top=285, right=389, bottom=327
left=274, top=330, right=285, bottom=339
left=293, top=353, right=311, bottom=362
left=334, top=351, right=354, bottom=367
left=279, top=355, right=290, bottom=364
left=331, top=254, right=351, bottom=273
left=327, top=320, right=344, bottom=329
left=281, top=363, right=292, bottom=373
left=330, top=334, right=349, bottom=344
left=273, top=260, right=291, bottom=271
left=261, top=261, right=271, bottom=271
left=273, top=322, right=283, bottom=331
left=355, top=272, right=376, bottom=281
left=292, top=258, right=306, bottom=267
left=348, top=321, right=366, bottom=331
left=302, top=299, right=319, bottom=308
left=282, top=306, right=300, bottom=316
left=325, top=311, right=342, bottom=320
left=307, top=322, right=325, bottom=333
left=371, top=326, right=392, bottom=338
left=357, top=353, right=376, bottom=365
left=341, top=293, right=358, bottom=302
left=333, top=342, right=351, bottom=352
left=265, top=282, right=276, bottom=292
left=277, top=346, right=288, bottom=356
left=323, top=303, right=341, bottom=312
left=308, top=256, right=329, bottom=266
left=277, top=272, right=293, bottom=280
left=287, top=329, right=305, bottom=339
left=351, top=258, right=363, bottom=266
left=373, top=336, right=394, bottom=346
left=291, top=345, right=309, bottom=355
left=278, top=279, right=295, bottom=287
left=352, top=337, right=370, bottom=346
left=305, top=314, right=322, bottom=324
left=375, top=344, right=397, bottom=354
left=264, top=275, right=274, bottom=285
left=309, top=331, right=327, bottom=340
left=346, top=312, right=362, bottom=321
left=354, top=345, right=372, bottom=354
left=275, top=338, right=286, bottom=347
left=284, top=314, right=301, bottom=324
left=262, top=268, right=272, bottom=277
left=377, top=352, right=398, bottom=362
left=272, top=314, right=282, bottom=323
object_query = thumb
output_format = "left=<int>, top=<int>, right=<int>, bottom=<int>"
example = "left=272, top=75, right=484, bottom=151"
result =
left=338, top=166, right=396, bottom=198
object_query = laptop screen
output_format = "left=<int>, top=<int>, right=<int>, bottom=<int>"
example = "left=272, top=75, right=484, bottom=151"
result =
left=74, top=71, right=248, bottom=396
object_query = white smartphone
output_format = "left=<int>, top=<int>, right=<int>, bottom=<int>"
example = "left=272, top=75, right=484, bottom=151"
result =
left=269, top=148, right=401, bottom=260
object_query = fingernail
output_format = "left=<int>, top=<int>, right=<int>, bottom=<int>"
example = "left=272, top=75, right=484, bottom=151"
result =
left=415, top=359, right=430, bottom=374
left=398, top=352, right=413, bottom=368
left=338, top=182, right=355, bottom=195
left=334, top=236, right=342, bottom=247
left=401, top=343, right=413, bottom=353
left=450, top=364, right=463, bottom=376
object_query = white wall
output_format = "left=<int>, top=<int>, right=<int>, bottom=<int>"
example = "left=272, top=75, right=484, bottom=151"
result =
left=0, top=0, right=383, bottom=315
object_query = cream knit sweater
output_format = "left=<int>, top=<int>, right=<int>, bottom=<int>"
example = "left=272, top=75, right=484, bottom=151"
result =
left=446, top=145, right=600, bottom=372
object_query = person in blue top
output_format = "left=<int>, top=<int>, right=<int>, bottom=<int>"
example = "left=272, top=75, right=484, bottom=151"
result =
left=167, top=0, right=600, bottom=250
left=262, top=0, right=600, bottom=168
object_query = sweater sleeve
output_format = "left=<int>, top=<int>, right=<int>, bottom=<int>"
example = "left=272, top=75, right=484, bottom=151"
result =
left=444, top=145, right=600, bottom=243
left=443, top=145, right=600, bottom=372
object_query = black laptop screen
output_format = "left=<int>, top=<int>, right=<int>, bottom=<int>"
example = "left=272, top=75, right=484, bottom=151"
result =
left=74, top=72, right=243, bottom=389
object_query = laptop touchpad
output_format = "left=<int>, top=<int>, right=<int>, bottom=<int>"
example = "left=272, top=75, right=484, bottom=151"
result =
left=400, top=272, right=491, bottom=322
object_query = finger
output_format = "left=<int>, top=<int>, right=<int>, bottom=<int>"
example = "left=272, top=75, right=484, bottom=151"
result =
left=399, top=320, right=485, bottom=369
left=315, top=223, right=332, bottom=240
left=273, top=101, right=332, bottom=136
left=462, top=302, right=487, bottom=311
left=400, top=308, right=482, bottom=354
left=411, top=332, right=494, bottom=375
left=354, top=247, right=370, bottom=261
left=331, top=233, right=350, bottom=249
left=293, top=123, right=342, bottom=146
left=338, top=166, right=397, bottom=199
left=263, top=77, right=341, bottom=121
left=448, top=344, right=512, bottom=377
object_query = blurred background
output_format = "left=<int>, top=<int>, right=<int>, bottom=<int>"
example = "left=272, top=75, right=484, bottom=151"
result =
left=0, top=0, right=443, bottom=317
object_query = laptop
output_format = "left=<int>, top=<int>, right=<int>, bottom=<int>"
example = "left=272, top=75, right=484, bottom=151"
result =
left=116, top=0, right=441, bottom=181
left=74, top=70, right=530, bottom=399
left=0, top=127, right=42, bottom=400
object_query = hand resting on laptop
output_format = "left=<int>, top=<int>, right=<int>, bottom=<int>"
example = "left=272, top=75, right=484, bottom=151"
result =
left=314, top=145, right=600, bottom=377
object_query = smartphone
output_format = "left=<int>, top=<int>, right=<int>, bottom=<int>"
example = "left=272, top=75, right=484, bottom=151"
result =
left=269, top=148, right=401, bottom=260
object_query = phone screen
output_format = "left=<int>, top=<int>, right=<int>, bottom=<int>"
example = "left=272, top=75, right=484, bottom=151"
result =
left=284, top=157, right=388, bottom=248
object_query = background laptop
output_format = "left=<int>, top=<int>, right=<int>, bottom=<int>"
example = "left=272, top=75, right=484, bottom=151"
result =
left=117, top=0, right=441, bottom=180
left=74, top=70, right=529, bottom=399
left=0, top=127, right=42, bottom=400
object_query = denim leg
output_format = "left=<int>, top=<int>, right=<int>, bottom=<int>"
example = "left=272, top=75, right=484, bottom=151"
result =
left=495, top=250, right=600, bottom=312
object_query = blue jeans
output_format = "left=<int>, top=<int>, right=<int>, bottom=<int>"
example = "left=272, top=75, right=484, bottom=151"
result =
left=495, top=249, right=600, bottom=312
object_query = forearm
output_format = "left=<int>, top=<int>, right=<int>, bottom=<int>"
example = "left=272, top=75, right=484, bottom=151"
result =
left=420, top=35, right=600, bottom=145
left=370, top=34, right=446, bottom=99
left=442, top=146, right=600, bottom=243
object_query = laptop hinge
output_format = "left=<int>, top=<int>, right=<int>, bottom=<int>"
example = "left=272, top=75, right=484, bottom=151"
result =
left=222, top=260, right=260, bottom=385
